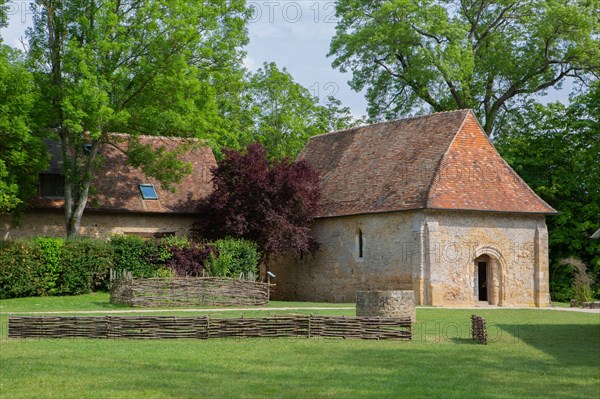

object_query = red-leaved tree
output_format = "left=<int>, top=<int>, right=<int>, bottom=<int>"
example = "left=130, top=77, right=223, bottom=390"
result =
left=192, top=143, right=321, bottom=272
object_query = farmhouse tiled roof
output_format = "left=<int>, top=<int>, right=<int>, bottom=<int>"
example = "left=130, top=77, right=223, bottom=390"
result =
left=299, top=109, right=557, bottom=218
left=36, top=134, right=216, bottom=214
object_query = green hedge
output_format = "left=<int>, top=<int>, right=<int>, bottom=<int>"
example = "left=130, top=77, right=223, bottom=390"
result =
left=110, top=235, right=158, bottom=278
left=33, top=237, right=64, bottom=295
left=0, top=238, right=113, bottom=299
left=60, top=239, right=114, bottom=294
left=0, top=240, right=42, bottom=298
left=207, top=238, right=259, bottom=279
left=110, top=236, right=260, bottom=279
left=0, top=235, right=260, bottom=299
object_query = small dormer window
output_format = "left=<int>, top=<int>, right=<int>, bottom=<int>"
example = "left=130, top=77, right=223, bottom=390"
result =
left=139, top=184, right=158, bottom=200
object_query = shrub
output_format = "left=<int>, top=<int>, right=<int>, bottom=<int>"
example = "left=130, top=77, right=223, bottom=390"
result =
left=0, top=240, right=43, bottom=299
left=57, top=239, right=113, bottom=295
left=165, top=243, right=217, bottom=276
left=110, top=235, right=159, bottom=278
left=0, top=235, right=261, bottom=299
left=154, top=267, right=176, bottom=278
left=33, top=237, right=64, bottom=295
left=207, top=238, right=259, bottom=278
left=560, top=257, right=594, bottom=305
left=192, top=143, right=320, bottom=270
left=153, top=235, right=191, bottom=263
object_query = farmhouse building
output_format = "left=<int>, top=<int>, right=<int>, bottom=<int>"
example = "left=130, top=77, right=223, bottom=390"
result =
left=270, top=110, right=557, bottom=307
left=0, top=135, right=215, bottom=239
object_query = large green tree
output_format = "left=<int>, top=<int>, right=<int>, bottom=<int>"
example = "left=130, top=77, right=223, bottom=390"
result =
left=495, top=83, right=600, bottom=300
left=27, top=0, right=248, bottom=237
left=245, top=62, right=329, bottom=159
left=244, top=62, right=362, bottom=159
left=0, top=3, right=47, bottom=213
left=329, top=0, right=599, bottom=133
left=0, top=47, right=48, bottom=213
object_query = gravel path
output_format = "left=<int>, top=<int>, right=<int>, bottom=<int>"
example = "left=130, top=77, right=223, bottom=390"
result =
left=7, top=305, right=599, bottom=315
left=417, top=306, right=600, bottom=314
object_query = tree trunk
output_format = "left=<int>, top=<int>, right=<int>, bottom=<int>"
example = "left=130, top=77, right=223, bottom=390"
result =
left=63, top=140, right=100, bottom=238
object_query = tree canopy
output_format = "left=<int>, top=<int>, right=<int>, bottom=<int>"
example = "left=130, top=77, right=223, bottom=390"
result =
left=192, top=143, right=321, bottom=268
left=0, top=44, right=47, bottom=213
left=243, top=62, right=361, bottom=159
left=495, top=82, right=600, bottom=299
left=329, top=0, right=599, bottom=133
left=26, top=0, right=248, bottom=236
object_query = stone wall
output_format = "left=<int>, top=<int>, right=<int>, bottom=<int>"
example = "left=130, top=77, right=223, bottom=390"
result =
left=270, top=209, right=551, bottom=307
left=423, top=210, right=550, bottom=307
left=0, top=209, right=194, bottom=239
left=356, top=291, right=416, bottom=321
left=270, top=211, right=416, bottom=302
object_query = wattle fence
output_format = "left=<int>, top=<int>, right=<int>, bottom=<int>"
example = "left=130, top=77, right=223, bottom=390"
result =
left=109, top=270, right=272, bottom=307
left=8, top=315, right=413, bottom=340
left=471, top=315, right=487, bottom=344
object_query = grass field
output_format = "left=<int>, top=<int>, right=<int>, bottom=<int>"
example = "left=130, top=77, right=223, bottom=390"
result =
left=0, top=293, right=598, bottom=398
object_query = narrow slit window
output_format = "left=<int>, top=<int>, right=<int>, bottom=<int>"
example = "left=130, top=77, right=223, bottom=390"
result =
left=358, top=229, right=364, bottom=258
left=139, top=184, right=158, bottom=200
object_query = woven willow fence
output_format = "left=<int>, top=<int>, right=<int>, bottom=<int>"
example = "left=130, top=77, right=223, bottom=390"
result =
left=471, top=315, right=488, bottom=344
left=110, top=271, right=271, bottom=307
left=8, top=315, right=412, bottom=340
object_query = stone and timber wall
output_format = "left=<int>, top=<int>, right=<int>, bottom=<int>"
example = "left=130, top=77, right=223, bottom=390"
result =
left=1, top=209, right=193, bottom=239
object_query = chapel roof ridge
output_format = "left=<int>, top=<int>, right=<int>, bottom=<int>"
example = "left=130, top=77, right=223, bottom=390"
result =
left=310, top=109, right=473, bottom=139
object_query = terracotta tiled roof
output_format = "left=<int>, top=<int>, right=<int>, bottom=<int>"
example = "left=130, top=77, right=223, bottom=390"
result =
left=299, top=110, right=557, bottom=218
left=35, top=134, right=216, bottom=214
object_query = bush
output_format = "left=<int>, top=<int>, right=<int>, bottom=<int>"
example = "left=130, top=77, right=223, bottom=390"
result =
left=550, top=261, right=574, bottom=302
left=0, top=235, right=261, bottom=299
left=60, top=239, right=114, bottom=294
left=33, top=237, right=64, bottom=295
left=165, top=243, right=216, bottom=276
left=0, top=238, right=113, bottom=298
left=0, top=240, right=43, bottom=299
left=560, top=257, right=594, bottom=305
left=110, top=235, right=159, bottom=278
left=207, top=238, right=259, bottom=278
left=153, top=235, right=191, bottom=263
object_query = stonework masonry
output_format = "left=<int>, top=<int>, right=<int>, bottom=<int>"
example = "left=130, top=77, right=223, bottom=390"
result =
left=1, top=210, right=193, bottom=239
left=270, top=209, right=550, bottom=307
left=271, top=211, right=416, bottom=303
left=356, top=290, right=416, bottom=321
left=419, top=210, right=550, bottom=307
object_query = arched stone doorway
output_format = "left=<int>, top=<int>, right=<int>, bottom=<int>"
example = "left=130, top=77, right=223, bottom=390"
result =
left=474, top=255, right=490, bottom=302
left=472, top=248, right=506, bottom=306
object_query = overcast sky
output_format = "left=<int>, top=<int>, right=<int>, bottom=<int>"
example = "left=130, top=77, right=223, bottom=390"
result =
left=2, top=0, right=571, bottom=119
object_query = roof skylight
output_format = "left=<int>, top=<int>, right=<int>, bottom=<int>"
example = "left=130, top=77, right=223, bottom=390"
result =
left=139, top=184, right=158, bottom=200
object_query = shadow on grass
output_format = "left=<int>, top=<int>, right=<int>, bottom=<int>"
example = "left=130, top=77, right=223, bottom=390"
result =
left=449, top=337, right=480, bottom=345
left=2, top=334, right=600, bottom=398
left=496, top=323, right=600, bottom=367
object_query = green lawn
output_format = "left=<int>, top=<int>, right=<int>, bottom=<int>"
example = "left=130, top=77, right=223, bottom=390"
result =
left=0, top=295, right=598, bottom=398
left=0, top=292, right=351, bottom=313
